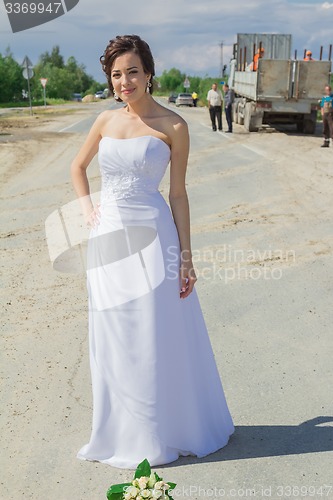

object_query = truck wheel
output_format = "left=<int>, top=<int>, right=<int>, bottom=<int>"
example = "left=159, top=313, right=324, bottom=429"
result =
left=232, top=102, right=238, bottom=123
left=244, top=102, right=258, bottom=132
left=303, top=119, right=316, bottom=134
left=238, top=112, right=244, bottom=126
left=236, top=102, right=244, bottom=125
left=296, top=121, right=304, bottom=133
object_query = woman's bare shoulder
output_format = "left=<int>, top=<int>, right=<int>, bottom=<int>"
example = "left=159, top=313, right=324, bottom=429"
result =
left=96, top=108, right=120, bottom=123
left=92, top=108, right=123, bottom=133
left=156, top=103, right=188, bottom=136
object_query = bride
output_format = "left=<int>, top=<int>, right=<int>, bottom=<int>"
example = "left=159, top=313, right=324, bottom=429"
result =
left=70, top=34, right=234, bottom=469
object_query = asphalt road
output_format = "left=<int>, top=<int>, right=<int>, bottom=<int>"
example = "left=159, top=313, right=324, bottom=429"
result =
left=2, top=98, right=332, bottom=500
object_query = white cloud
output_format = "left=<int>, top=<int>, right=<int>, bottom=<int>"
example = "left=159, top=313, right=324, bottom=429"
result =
left=0, top=0, right=332, bottom=80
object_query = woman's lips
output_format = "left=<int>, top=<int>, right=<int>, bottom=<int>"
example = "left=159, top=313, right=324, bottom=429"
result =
left=122, top=88, right=135, bottom=95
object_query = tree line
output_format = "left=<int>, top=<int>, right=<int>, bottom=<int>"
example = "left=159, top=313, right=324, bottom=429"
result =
left=156, top=67, right=225, bottom=103
left=0, top=46, right=106, bottom=103
left=0, top=45, right=224, bottom=104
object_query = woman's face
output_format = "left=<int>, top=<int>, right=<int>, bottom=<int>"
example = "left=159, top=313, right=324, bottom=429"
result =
left=111, top=51, right=150, bottom=103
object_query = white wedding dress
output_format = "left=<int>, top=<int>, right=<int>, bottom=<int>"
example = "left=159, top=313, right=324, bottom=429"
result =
left=77, top=135, right=234, bottom=469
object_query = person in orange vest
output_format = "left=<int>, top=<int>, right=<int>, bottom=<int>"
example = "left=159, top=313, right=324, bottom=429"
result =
left=304, top=50, right=314, bottom=61
left=249, top=47, right=265, bottom=71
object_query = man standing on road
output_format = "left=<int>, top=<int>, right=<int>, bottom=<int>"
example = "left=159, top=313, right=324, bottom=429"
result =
left=207, top=83, right=223, bottom=131
left=320, top=84, right=333, bottom=148
left=223, top=83, right=235, bottom=133
left=192, top=91, right=198, bottom=107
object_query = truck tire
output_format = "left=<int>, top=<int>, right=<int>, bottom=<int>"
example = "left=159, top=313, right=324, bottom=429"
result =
left=303, top=119, right=316, bottom=134
left=238, top=112, right=244, bottom=126
left=232, top=102, right=238, bottom=123
left=304, top=111, right=317, bottom=134
left=297, top=111, right=316, bottom=134
left=244, top=102, right=258, bottom=132
left=296, top=121, right=304, bottom=133
left=236, top=101, right=244, bottom=125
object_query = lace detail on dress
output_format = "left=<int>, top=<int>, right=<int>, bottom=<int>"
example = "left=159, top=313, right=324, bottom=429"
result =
left=101, top=173, right=157, bottom=201
left=98, top=136, right=171, bottom=201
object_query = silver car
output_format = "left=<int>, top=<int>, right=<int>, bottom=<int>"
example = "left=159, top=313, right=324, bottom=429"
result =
left=175, top=93, right=193, bottom=107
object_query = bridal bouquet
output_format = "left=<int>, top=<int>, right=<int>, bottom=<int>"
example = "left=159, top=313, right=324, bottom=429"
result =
left=107, top=459, right=176, bottom=500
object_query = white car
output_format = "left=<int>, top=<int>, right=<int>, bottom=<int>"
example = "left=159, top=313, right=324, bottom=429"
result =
left=175, top=93, right=193, bottom=107
left=95, top=90, right=106, bottom=99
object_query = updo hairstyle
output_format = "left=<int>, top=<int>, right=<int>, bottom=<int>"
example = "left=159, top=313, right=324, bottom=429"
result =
left=100, top=34, right=155, bottom=102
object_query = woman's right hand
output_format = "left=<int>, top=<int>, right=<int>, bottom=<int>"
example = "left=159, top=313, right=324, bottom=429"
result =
left=85, top=203, right=101, bottom=229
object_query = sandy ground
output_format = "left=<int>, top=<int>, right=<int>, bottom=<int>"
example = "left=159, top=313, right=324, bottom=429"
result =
left=1, top=100, right=332, bottom=500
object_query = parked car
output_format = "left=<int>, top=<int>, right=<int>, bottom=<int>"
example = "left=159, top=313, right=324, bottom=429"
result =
left=175, top=93, right=193, bottom=107
left=72, top=93, right=82, bottom=102
left=95, top=90, right=106, bottom=99
left=168, top=93, right=178, bottom=103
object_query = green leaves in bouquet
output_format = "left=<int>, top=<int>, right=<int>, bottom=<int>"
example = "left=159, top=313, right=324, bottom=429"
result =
left=134, top=458, right=151, bottom=479
left=106, top=482, right=131, bottom=500
left=106, top=459, right=177, bottom=499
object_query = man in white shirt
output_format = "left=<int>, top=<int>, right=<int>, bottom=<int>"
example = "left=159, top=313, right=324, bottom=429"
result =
left=207, top=83, right=223, bottom=131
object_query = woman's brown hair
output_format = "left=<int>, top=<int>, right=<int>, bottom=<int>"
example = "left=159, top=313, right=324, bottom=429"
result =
left=100, top=35, right=155, bottom=102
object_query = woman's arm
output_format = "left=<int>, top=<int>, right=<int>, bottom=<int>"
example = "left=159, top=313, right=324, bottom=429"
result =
left=169, top=120, right=197, bottom=299
left=70, top=112, right=107, bottom=227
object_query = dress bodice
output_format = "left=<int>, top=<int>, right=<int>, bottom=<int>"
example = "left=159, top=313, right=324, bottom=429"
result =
left=98, top=135, right=171, bottom=200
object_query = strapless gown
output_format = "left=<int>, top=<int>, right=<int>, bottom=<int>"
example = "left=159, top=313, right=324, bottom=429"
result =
left=77, top=135, right=234, bottom=469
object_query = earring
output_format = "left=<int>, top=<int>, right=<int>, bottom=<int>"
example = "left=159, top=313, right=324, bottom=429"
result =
left=146, top=81, right=152, bottom=94
left=113, top=89, right=119, bottom=99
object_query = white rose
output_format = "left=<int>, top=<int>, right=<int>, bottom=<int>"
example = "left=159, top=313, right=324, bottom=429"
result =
left=141, top=489, right=152, bottom=498
left=124, top=494, right=132, bottom=500
left=127, top=485, right=140, bottom=498
left=132, top=479, right=140, bottom=488
left=155, top=481, right=169, bottom=491
left=147, top=472, right=157, bottom=488
left=152, top=490, right=163, bottom=499
left=138, top=477, right=149, bottom=490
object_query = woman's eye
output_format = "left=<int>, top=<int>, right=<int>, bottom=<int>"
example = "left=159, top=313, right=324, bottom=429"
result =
left=129, top=70, right=138, bottom=74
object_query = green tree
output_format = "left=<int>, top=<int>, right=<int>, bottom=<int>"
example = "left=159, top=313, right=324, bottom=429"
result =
left=33, top=63, right=77, bottom=99
left=187, top=76, right=201, bottom=94
left=38, top=45, right=64, bottom=68
left=0, top=47, right=25, bottom=102
left=159, top=68, right=185, bottom=92
left=65, top=56, right=96, bottom=94
left=33, top=47, right=104, bottom=99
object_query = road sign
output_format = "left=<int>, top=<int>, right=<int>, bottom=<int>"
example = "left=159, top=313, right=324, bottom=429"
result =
left=21, top=56, right=33, bottom=68
left=21, top=55, right=33, bottom=115
left=183, top=77, right=190, bottom=89
left=23, top=67, right=34, bottom=79
left=40, top=78, right=48, bottom=88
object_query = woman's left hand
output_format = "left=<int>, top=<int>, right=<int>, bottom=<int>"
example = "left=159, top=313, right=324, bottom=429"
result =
left=180, top=257, right=197, bottom=299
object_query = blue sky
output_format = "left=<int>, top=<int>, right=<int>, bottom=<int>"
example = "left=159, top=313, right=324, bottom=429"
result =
left=0, top=0, right=332, bottom=82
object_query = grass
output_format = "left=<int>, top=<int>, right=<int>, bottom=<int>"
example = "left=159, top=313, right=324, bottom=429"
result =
left=0, top=98, right=70, bottom=108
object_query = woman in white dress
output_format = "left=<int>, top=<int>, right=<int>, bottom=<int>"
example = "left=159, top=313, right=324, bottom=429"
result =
left=71, top=34, right=234, bottom=469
